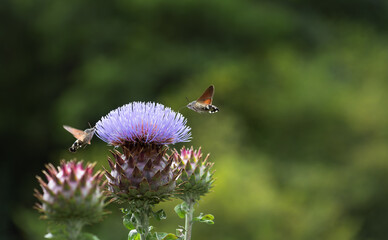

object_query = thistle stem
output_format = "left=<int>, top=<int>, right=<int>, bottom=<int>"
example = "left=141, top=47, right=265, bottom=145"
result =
left=65, top=220, right=84, bottom=240
left=184, top=199, right=195, bottom=240
left=132, top=203, right=151, bottom=240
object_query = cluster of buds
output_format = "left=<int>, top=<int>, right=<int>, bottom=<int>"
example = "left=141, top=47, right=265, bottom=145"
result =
left=34, top=101, right=216, bottom=240
left=34, top=160, right=106, bottom=224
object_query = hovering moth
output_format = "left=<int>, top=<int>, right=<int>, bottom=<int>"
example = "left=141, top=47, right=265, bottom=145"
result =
left=63, top=125, right=95, bottom=152
left=187, top=85, right=219, bottom=113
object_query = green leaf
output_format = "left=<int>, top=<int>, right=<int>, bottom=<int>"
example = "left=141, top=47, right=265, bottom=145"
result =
left=194, top=213, right=215, bottom=225
left=176, top=228, right=184, bottom=238
left=128, top=230, right=140, bottom=240
left=162, top=233, right=178, bottom=240
left=174, top=203, right=187, bottom=219
left=123, top=214, right=136, bottom=230
left=153, top=209, right=167, bottom=221
left=154, top=232, right=168, bottom=240
left=153, top=232, right=178, bottom=240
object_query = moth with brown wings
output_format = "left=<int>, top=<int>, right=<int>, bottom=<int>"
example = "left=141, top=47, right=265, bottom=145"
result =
left=63, top=125, right=95, bottom=152
left=187, top=85, right=219, bottom=114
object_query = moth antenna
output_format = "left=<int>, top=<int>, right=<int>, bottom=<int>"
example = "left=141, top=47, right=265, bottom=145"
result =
left=185, top=96, right=190, bottom=103
left=88, top=122, right=97, bottom=129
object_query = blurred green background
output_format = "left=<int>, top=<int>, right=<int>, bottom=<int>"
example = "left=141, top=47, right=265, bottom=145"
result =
left=2, top=0, right=388, bottom=239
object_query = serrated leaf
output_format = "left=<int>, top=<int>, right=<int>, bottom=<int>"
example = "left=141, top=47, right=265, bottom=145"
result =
left=153, top=209, right=167, bottom=221
left=174, top=203, right=186, bottom=219
left=194, top=214, right=215, bottom=224
left=201, top=214, right=214, bottom=221
left=199, top=219, right=214, bottom=224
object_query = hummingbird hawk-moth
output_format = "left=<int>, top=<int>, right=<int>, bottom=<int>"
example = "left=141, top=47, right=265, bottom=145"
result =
left=63, top=125, right=95, bottom=152
left=187, top=85, right=219, bottom=114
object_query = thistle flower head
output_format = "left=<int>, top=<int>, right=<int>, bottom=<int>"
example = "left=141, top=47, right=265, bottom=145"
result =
left=96, top=102, right=190, bottom=205
left=173, top=146, right=215, bottom=201
left=96, top=102, right=191, bottom=147
left=34, top=160, right=106, bottom=223
left=105, top=146, right=180, bottom=204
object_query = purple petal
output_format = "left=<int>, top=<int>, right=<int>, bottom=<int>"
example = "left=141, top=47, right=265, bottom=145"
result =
left=96, top=102, right=191, bottom=146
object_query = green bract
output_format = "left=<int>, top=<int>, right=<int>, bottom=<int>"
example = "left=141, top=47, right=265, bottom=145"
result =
left=105, top=143, right=180, bottom=205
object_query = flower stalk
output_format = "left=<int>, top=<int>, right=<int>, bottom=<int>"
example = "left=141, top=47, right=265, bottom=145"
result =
left=65, top=220, right=84, bottom=240
left=133, top=208, right=150, bottom=240
left=184, top=199, right=195, bottom=240
left=173, top=147, right=215, bottom=240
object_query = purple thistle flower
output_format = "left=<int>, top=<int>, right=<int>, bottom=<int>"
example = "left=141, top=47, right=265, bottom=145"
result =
left=96, top=102, right=191, bottom=146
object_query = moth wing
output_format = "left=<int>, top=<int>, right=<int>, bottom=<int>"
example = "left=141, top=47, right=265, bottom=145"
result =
left=63, top=125, right=86, bottom=141
left=84, top=128, right=96, bottom=144
left=196, top=85, right=214, bottom=105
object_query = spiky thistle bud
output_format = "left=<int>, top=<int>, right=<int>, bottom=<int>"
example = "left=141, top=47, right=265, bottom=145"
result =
left=34, top=160, right=106, bottom=224
left=96, top=102, right=191, bottom=204
left=173, top=146, right=215, bottom=201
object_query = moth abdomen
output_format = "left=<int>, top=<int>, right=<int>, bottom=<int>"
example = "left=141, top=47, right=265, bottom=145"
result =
left=209, top=105, right=219, bottom=113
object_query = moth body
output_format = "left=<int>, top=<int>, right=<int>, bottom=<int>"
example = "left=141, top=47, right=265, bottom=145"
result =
left=187, top=101, right=219, bottom=113
left=186, top=85, right=219, bottom=114
left=63, top=125, right=95, bottom=153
